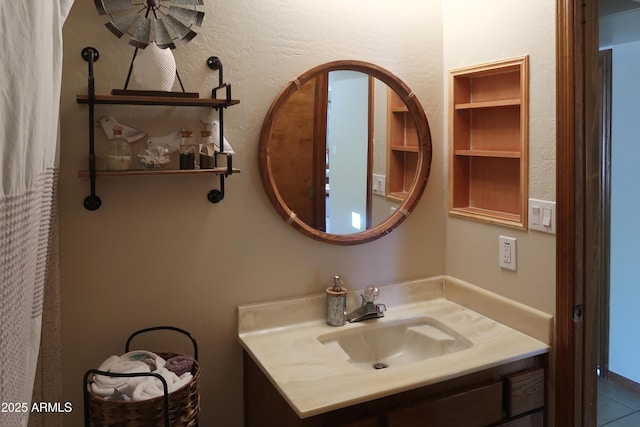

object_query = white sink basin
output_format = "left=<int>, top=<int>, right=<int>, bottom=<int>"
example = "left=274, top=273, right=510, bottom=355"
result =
left=238, top=277, right=553, bottom=417
left=317, top=317, right=473, bottom=370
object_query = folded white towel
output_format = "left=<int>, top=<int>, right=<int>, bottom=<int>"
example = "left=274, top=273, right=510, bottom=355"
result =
left=131, top=367, right=193, bottom=401
left=91, top=351, right=192, bottom=401
left=91, top=351, right=162, bottom=398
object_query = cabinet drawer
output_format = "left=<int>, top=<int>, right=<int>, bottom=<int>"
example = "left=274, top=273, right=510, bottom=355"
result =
left=332, top=417, right=379, bottom=427
left=505, top=368, right=545, bottom=417
left=496, top=411, right=544, bottom=427
left=386, top=381, right=503, bottom=427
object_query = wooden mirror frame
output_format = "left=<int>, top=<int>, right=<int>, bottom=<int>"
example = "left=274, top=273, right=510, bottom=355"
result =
left=258, top=60, right=432, bottom=245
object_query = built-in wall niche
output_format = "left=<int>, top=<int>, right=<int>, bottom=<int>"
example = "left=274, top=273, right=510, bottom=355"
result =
left=386, top=88, right=419, bottom=202
left=448, top=56, right=529, bottom=229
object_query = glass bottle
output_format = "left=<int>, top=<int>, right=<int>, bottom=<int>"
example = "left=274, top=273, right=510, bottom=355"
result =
left=179, top=130, right=197, bottom=170
left=106, top=125, right=131, bottom=171
left=199, top=130, right=214, bottom=169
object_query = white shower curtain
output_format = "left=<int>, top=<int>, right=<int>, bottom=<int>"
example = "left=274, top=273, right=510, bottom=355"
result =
left=0, top=1, right=74, bottom=426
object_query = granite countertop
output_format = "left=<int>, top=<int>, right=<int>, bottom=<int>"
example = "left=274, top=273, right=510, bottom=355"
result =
left=237, top=275, right=552, bottom=419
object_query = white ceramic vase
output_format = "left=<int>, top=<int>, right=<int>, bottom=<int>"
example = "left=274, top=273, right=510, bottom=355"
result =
left=132, top=43, right=176, bottom=92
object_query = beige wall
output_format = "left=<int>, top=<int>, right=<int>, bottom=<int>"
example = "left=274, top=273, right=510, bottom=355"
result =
left=443, top=0, right=557, bottom=315
left=59, top=1, right=555, bottom=425
left=60, top=1, right=445, bottom=425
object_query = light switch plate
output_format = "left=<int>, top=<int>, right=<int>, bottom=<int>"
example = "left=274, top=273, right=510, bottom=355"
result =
left=528, top=199, right=556, bottom=234
left=529, top=199, right=556, bottom=234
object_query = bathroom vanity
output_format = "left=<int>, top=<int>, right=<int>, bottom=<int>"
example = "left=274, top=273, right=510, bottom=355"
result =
left=244, top=352, right=544, bottom=427
left=237, top=277, right=552, bottom=427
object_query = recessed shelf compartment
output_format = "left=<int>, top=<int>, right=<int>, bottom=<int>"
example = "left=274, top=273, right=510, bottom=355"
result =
left=454, top=98, right=521, bottom=110
left=386, top=89, right=418, bottom=202
left=454, top=150, right=521, bottom=158
left=449, top=56, right=529, bottom=228
left=390, top=145, right=419, bottom=153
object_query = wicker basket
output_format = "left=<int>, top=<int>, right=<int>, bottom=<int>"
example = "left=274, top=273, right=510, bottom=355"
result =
left=84, top=327, right=200, bottom=427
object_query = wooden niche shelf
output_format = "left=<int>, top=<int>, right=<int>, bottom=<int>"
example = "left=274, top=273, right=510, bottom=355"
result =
left=386, top=88, right=419, bottom=202
left=448, top=56, right=529, bottom=228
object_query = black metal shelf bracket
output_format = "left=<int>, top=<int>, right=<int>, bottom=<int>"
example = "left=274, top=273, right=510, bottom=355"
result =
left=81, top=47, right=102, bottom=211
left=206, top=56, right=233, bottom=203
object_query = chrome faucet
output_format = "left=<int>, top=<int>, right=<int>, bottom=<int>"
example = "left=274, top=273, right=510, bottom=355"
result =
left=347, top=285, right=386, bottom=323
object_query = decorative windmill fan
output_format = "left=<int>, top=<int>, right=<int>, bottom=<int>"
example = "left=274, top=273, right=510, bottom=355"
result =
left=94, top=0, right=205, bottom=49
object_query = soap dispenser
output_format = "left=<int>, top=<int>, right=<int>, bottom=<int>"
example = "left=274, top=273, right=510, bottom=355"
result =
left=326, top=276, right=347, bottom=327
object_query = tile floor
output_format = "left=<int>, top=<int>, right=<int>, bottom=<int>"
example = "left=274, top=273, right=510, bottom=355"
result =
left=598, top=378, right=640, bottom=426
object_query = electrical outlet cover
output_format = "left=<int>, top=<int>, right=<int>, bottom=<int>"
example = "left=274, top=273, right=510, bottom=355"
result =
left=499, top=236, right=517, bottom=271
left=372, top=174, right=386, bottom=196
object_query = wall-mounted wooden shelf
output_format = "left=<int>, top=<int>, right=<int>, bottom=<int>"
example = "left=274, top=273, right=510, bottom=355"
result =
left=449, top=56, right=529, bottom=228
left=77, top=168, right=241, bottom=178
left=76, top=94, right=239, bottom=108
left=76, top=47, right=239, bottom=210
left=386, top=89, right=419, bottom=202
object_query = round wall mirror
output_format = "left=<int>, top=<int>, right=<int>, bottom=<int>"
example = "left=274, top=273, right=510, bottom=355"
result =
left=258, top=60, right=432, bottom=245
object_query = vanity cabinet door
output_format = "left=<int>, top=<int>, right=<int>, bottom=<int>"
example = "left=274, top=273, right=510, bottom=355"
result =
left=385, top=381, right=503, bottom=427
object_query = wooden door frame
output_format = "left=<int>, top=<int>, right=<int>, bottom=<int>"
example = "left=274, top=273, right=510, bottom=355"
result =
left=313, top=74, right=329, bottom=231
left=598, top=48, right=612, bottom=381
left=366, top=76, right=374, bottom=230
left=555, top=1, right=600, bottom=425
